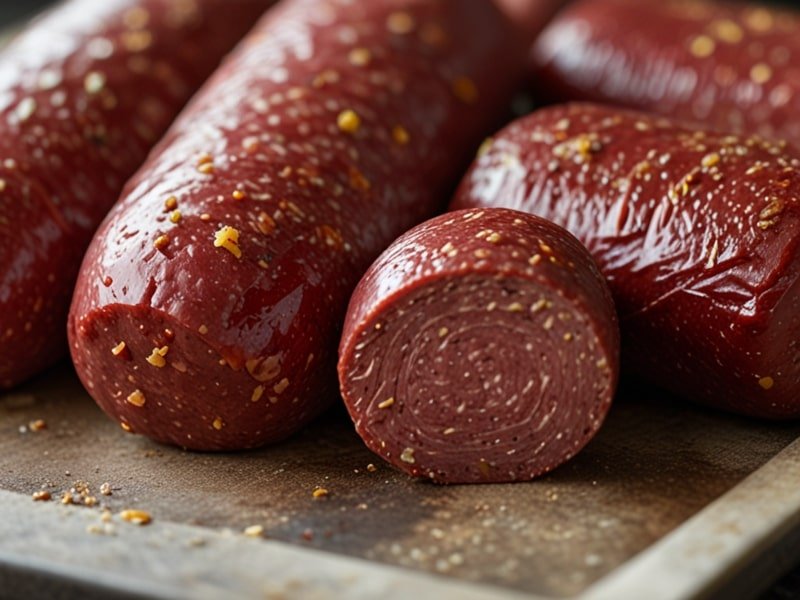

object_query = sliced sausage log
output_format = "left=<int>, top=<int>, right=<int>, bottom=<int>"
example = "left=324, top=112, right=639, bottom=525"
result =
left=452, top=102, right=800, bottom=419
left=533, top=0, right=800, bottom=144
left=338, top=208, right=619, bottom=484
left=68, top=0, right=527, bottom=450
left=0, top=0, right=273, bottom=388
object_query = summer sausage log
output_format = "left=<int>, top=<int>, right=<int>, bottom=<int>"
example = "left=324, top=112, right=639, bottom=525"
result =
left=492, top=0, right=568, bottom=36
left=338, top=208, right=619, bottom=484
left=533, top=0, right=800, bottom=144
left=68, top=0, right=527, bottom=450
left=452, top=103, right=800, bottom=419
left=0, top=0, right=273, bottom=388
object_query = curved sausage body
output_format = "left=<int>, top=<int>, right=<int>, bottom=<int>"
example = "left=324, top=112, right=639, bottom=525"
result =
left=338, top=208, right=619, bottom=484
left=68, top=0, right=527, bottom=450
left=0, top=0, right=272, bottom=388
left=452, top=103, right=800, bottom=419
left=533, top=0, right=800, bottom=144
left=492, top=0, right=568, bottom=36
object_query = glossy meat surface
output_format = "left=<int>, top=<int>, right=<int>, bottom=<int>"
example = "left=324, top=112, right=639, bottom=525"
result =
left=453, top=103, right=800, bottom=418
left=339, top=208, right=619, bottom=483
left=69, top=0, right=527, bottom=449
left=0, top=0, right=272, bottom=387
left=492, top=0, right=568, bottom=35
left=533, top=0, right=800, bottom=144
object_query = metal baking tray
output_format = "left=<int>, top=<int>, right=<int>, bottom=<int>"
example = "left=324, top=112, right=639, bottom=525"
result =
left=1, top=365, right=800, bottom=599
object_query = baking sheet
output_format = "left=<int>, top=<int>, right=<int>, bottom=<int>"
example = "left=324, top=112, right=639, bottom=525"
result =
left=2, top=364, right=800, bottom=599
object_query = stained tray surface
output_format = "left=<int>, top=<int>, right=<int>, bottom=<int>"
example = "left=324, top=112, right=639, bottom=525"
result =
left=1, top=365, right=798, bottom=597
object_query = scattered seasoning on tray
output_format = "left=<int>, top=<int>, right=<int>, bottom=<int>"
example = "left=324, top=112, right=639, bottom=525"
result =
left=28, top=419, right=47, bottom=432
left=119, top=509, right=152, bottom=525
left=243, top=524, right=264, bottom=537
left=312, top=487, right=329, bottom=499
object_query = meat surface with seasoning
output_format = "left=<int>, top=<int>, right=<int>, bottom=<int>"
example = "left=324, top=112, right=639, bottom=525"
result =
left=68, top=0, right=527, bottom=450
left=452, top=102, right=800, bottom=419
left=0, top=0, right=273, bottom=388
left=533, top=0, right=800, bottom=145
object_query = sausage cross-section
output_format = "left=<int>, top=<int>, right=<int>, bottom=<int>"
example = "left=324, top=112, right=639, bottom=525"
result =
left=0, top=0, right=273, bottom=388
left=533, top=0, right=800, bottom=144
left=68, top=0, right=526, bottom=450
left=452, top=103, right=800, bottom=419
left=338, top=208, right=620, bottom=484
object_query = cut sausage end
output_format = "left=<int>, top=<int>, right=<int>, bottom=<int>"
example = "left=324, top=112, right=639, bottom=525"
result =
left=341, top=274, right=615, bottom=484
left=69, top=305, right=331, bottom=451
left=338, top=208, right=619, bottom=484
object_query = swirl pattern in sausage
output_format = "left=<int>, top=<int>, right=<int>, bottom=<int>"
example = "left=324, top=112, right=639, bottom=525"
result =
left=339, top=208, right=619, bottom=483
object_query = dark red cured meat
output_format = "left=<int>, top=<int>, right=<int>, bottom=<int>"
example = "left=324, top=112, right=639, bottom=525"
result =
left=338, top=208, right=619, bottom=484
left=492, top=0, right=568, bottom=36
left=0, top=0, right=273, bottom=389
left=532, top=0, right=800, bottom=145
left=452, top=102, right=800, bottom=419
left=68, top=0, right=527, bottom=450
